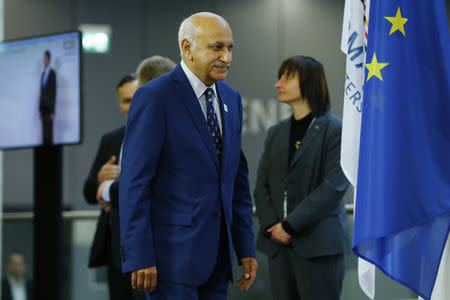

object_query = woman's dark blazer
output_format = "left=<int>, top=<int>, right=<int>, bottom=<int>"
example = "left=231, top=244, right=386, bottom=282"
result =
left=254, top=112, right=351, bottom=258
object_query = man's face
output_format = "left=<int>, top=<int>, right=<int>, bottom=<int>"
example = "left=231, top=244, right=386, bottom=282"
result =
left=117, top=80, right=139, bottom=117
left=44, top=55, right=49, bottom=68
left=275, top=71, right=303, bottom=104
left=7, top=254, right=26, bottom=279
left=185, top=17, right=233, bottom=86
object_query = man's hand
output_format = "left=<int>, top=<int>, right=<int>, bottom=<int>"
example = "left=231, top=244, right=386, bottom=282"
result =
left=237, top=257, right=257, bottom=291
left=97, top=156, right=120, bottom=183
left=267, top=223, right=291, bottom=245
left=96, top=181, right=111, bottom=212
left=132, top=266, right=157, bottom=292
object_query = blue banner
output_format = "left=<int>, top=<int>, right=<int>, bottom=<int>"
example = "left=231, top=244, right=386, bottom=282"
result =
left=354, top=0, right=450, bottom=299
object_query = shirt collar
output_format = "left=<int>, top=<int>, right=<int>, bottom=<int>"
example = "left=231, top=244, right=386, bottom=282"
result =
left=180, top=60, right=217, bottom=99
left=291, top=112, right=313, bottom=125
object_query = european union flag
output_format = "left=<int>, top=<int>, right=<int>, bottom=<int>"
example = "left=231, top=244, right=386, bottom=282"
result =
left=354, top=1, right=450, bottom=299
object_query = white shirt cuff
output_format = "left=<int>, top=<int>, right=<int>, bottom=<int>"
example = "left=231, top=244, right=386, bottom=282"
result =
left=101, top=180, right=114, bottom=202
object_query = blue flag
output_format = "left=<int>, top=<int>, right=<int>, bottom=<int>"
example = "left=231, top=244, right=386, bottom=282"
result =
left=354, top=1, right=450, bottom=299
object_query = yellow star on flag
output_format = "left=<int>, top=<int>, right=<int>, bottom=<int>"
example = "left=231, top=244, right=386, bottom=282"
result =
left=366, top=53, right=389, bottom=82
left=385, top=7, right=408, bottom=36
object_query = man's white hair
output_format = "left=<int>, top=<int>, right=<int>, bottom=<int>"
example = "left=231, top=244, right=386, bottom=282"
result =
left=178, top=17, right=197, bottom=58
left=177, top=12, right=229, bottom=58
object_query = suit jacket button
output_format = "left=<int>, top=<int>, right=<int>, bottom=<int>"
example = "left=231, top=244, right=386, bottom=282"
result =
left=213, top=212, right=219, bottom=217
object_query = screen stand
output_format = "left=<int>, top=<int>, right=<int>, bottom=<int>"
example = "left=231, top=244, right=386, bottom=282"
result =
left=33, top=145, right=63, bottom=300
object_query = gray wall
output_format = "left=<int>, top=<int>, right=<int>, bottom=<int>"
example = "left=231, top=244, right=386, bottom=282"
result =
left=2, top=0, right=353, bottom=210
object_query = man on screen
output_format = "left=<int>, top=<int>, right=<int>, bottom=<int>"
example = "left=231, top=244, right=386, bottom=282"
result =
left=39, top=50, right=56, bottom=145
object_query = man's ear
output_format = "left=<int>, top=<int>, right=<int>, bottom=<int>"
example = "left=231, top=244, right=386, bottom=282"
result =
left=181, top=39, right=192, bottom=61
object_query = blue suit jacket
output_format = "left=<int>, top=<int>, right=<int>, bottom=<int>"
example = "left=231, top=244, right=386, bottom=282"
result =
left=119, top=64, right=255, bottom=286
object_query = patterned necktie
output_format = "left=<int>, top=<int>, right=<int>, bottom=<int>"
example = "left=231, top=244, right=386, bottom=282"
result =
left=205, top=88, right=222, bottom=159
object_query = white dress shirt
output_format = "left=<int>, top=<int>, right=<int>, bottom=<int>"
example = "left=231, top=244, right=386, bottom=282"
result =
left=42, top=66, right=50, bottom=87
left=180, top=60, right=223, bottom=134
left=8, top=277, right=27, bottom=300
left=101, top=144, right=122, bottom=202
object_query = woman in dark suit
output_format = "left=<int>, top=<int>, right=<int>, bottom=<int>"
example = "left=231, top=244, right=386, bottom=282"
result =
left=254, top=56, right=350, bottom=300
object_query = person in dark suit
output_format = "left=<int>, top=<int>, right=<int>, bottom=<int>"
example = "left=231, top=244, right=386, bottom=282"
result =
left=254, top=56, right=351, bottom=300
left=119, top=12, right=257, bottom=300
left=2, top=251, right=32, bottom=300
left=39, top=50, right=56, bottom=146
left=83, top=74, right=139, bottom=300
left=95, top=56, right=177, bottom=246
left=86, top=57, right=177, bottom=300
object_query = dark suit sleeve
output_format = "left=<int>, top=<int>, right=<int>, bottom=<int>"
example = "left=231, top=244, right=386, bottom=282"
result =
left=254, top=126, right=279, bottom=230
left=27, top=280, right=33, bottom=300
left=110, top=179, right=120, bottom=209
left=49, top=70, right=56, bottom=113
left=2, top=278, right=12, bottom=300
left=39, top=72, right=44, bottom=113
left=285, top=121, right=349, bottom=232
left=230, top=94, right=256, bottom=261
left=83, top=136, right=108, bottom=205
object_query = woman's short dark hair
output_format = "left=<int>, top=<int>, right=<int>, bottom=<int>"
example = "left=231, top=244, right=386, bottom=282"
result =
left=278, top=56, right=330, bottom=116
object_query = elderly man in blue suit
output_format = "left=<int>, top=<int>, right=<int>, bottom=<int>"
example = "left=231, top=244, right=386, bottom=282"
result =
left=119, top=12, right=257, bottom=300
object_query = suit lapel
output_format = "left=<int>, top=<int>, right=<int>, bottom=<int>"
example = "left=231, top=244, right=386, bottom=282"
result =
left=289, top=114, right=325, bottom=169
left=113, top=126, right=126, bottom=159
left=276, top=118, right=291, bottom=173
left=172, top=65, right=220, bottom=171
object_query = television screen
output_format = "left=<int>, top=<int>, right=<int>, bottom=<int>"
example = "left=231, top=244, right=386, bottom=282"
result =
left=0, top=31, right=81, bottom=149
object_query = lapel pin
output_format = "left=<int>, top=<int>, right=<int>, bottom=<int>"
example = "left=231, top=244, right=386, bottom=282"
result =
left=224, top=104, right=228, bottom=112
